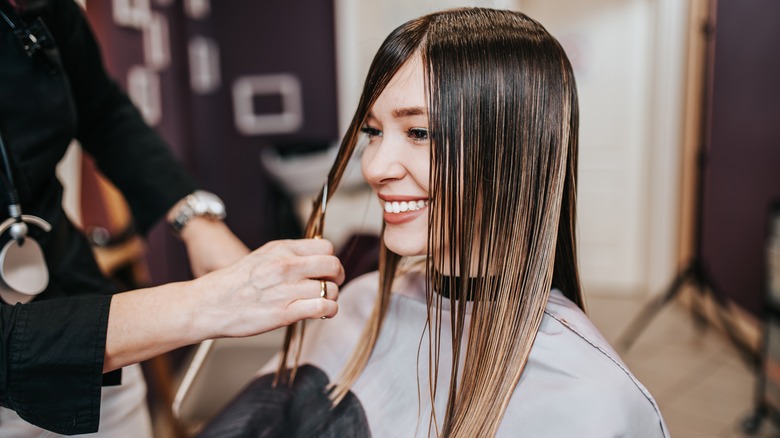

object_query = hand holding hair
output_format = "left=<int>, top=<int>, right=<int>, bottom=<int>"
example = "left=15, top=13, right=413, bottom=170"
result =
left=103, top=238, right=343, bottom=373
left=194, top=238, right=343, bottom=337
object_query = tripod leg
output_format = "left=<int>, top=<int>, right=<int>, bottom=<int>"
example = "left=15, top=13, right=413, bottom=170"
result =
left=710, top=294, right=760, bottom=367
left=617, top=265, right=694, bottom=351
left=693, top=266, right=760, bottom=366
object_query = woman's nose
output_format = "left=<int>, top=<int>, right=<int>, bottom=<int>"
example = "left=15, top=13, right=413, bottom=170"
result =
left=361, top=137, right=407, bottom=185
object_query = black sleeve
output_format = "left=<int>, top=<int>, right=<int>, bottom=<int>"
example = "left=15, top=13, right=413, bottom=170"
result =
left=0, top=1, right=193, bottom=433
left=0, top=295, right=112, bottom=435
left=46, top=0, right=198, bottom=234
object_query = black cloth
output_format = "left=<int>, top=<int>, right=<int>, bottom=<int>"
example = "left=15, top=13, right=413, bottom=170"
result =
left=197, top=365, right=371, bottom=438
left=0, top=0, right=196, bottom=434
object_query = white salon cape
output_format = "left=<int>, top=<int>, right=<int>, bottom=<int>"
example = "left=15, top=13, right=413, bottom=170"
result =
left=204, top=270, right=670, bottom=438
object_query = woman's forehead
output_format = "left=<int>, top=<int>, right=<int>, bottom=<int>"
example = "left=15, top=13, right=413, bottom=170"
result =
left=370, top=56, right=427, bottom=118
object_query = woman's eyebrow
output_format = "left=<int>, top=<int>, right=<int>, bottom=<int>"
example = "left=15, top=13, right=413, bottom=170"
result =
left=392, top=106, right=427, bottom=118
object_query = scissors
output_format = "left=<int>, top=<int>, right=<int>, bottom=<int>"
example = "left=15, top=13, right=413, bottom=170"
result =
left=314, top=183, right=329, bottom=304
left=314, top=182, right=328, bottom=240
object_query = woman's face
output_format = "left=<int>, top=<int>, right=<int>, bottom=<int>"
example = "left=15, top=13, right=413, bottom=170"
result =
left=361, top=56, right=430, bottom=257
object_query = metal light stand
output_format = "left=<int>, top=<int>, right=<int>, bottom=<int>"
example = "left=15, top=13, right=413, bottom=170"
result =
left=617, top=0, right=759, bottom=368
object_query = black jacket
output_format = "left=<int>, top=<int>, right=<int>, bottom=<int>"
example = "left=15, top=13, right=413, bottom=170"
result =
left=0, top=0, right=196, bottom=433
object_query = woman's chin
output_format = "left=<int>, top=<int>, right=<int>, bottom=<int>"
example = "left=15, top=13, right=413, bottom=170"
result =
left=380, top=214, right=428, bottom=257
left=383, top=232, right=427, bottom=257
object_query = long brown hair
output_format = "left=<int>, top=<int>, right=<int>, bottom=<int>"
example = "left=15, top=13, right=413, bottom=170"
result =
left=278, top=8, right=582, bottom=437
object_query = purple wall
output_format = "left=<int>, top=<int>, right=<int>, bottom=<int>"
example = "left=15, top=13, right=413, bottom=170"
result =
left=702, top=0, right=780, bottom=315
left=85, top=1, right=338, bottom=284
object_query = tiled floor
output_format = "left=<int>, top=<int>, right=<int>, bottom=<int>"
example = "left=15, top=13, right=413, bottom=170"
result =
left=588, top=291, right=780, bottom=437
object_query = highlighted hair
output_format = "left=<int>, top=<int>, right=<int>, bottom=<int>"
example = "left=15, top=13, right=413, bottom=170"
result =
left=277, top=8, right=583, bottom=437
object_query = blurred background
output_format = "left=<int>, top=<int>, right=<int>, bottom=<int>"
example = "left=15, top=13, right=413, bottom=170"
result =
left=56, top=0, right=780, bottom=436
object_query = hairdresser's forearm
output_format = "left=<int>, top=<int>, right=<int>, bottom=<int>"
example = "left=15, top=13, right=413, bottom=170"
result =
left=103, top=280, right=209, bottom=373
left=102, top=238, right=344, bottom=372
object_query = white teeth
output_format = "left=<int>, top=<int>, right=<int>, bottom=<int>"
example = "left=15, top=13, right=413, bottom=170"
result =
left=382, top=199, right=428, bottom=214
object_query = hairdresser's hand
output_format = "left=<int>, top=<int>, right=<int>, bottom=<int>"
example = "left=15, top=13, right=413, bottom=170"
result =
left=195, top=238, right=343, bottom=339
left=180, top=217, right=250, bottom=277
left=104, top=238, right=343, bottom=372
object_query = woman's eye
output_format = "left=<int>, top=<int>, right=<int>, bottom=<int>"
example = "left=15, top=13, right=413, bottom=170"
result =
left=360, top=125, right=382, bottom=139
left=407, top=128, right=429, bottom=142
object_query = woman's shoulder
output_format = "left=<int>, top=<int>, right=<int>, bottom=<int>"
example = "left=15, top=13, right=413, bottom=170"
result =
left=538, top=291, right=654, bottom=393
left=537, top=290, right=627, bottom=366
left=498, top=289, right=669, bottom=437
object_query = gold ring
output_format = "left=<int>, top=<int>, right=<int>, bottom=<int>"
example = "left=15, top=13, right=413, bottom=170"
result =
left=320, top=280, right=328, bottom=319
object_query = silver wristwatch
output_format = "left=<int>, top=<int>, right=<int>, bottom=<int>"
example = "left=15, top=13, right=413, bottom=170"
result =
left=168, top=190, right=226, bottom=233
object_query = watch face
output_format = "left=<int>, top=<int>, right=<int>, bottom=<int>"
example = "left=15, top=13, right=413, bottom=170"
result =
left=193, top=191, right=226, bottom=218
left=192, top=199, right=209, bottom=215
left=170, top=191, right=227, bottom=233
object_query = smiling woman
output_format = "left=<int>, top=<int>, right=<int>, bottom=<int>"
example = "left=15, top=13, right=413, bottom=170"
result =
left=197, top=7, right=669, bottom=438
